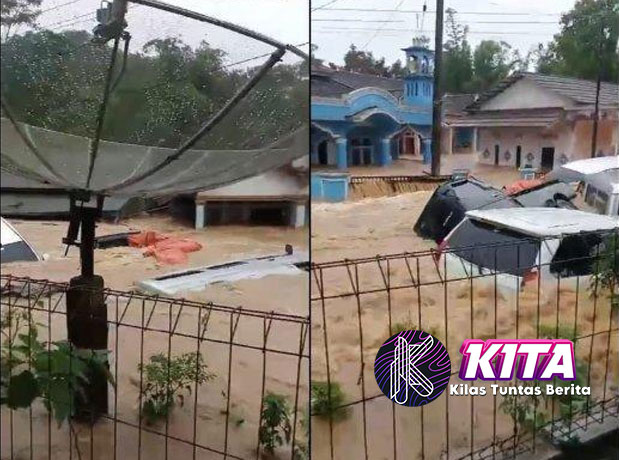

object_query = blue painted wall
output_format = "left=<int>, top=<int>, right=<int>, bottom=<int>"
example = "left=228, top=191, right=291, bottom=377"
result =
left=311, top=42, right=435, bottom=169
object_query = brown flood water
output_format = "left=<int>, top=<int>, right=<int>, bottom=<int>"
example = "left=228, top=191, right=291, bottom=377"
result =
left=311, top=189, right=618, bottom=459
left=1, top=215, right=309, bottom=460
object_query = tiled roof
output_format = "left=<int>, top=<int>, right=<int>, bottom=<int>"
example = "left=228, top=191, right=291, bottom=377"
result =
left=467, top=72, right=619, bottom=111
left=311, top=66, right=403, bottom=98
left=442, top=93, right=477, bottom=115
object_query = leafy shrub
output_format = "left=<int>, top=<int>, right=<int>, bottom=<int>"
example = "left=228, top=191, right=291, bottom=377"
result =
left=311, top=380, right=348, bottom=421
left=259, top=392, right=292, bottom=454
left=139, top=352, right=214, bottom=424
left=589, top=238, right=618, bottom=308
left=538, top=323, right=577, bottom=341
left=391, top=319, right=416, bottom=335
left=0, top=310, right=112, bottom=426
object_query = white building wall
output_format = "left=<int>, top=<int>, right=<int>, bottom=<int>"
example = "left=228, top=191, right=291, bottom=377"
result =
left=477, top=118, right=618, bottom=170
left=479, top=79, right=574, bottom=111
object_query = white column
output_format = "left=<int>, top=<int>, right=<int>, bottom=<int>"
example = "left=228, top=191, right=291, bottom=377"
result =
left=291, top=203, right=306, bottom=228
left=448, top=127, right=454, bottom=155
left=472, top=127, right=478, bottom=154
left=195, top=203, right=205, bottom=229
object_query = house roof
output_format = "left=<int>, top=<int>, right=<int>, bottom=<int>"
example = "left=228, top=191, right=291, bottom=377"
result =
left=196, top=166, right=308, bottom=203
left=311, top=66, right=403, bottom=98
left=442, top=93, right=477, bottom=115
left=467, top=72, right=619, bottom=111
left=466, top=208, right=618, bottom=237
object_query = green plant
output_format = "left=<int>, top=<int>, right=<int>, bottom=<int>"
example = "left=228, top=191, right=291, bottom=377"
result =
left=499, top=360, right=590, bottom=440
left=589, top=238, right=618, bottom=308
left=259, top=392, right=292, bottom=455
left=538, top=323, right=577, bottom=341
left=499, top=381, right=547, bottom=439
left=293, top=408, right=309, bottom=460
left=311, top=380, right=348, bottom=421
left=391, top=319, right=416, bottom=335
left=0, top=310, right=112, bottom=426
left=139, top=352, right=214, bottom=424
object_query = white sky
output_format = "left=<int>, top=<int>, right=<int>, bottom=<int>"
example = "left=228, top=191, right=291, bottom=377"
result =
left=312, top=0, right=578, bottom=66
left=32, top=0, right=309, bottom=66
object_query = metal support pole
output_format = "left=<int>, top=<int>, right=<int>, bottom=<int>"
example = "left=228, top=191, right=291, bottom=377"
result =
left=67, top=203, right=108, bottom=421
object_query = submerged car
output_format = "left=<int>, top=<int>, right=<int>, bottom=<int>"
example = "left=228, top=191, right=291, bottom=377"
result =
left=414, top=177, right=519, bottom=243
left=549, top=156, right=619, bottom=217
left=1, top=217, right=41, bottom=264
left=436, top=208, right=618, bottom=292
left=414, top=177, right=576, bottom=243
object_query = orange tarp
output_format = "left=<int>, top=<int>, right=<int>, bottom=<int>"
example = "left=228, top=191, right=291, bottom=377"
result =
left=128, top=231, right=202, bottom=265
left=504, top=179, right=544, bottom=195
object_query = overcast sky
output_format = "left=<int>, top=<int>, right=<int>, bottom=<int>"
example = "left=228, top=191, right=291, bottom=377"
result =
left=312, top=0, right=578, bottom=66
left=34, top=0, right=309, bottom=66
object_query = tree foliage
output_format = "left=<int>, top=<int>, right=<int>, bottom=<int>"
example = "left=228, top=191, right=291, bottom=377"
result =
left=318, top=1, right=617, bottom=96
left=1, top=29, right=307, bottom=150
left=343, top=44, right=407, bottom=78
left=1, top=0, right=41, bottom=40
left=442, top=8, right=474, bottom=93
left=535, top=0, right=619, bottom=82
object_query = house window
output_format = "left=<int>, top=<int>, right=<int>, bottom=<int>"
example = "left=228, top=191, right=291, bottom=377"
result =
left=351, top=138, right=373, bottom=166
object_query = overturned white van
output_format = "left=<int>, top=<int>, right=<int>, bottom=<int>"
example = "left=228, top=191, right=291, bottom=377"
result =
left=549, top=156, right=619, bottom=217
left=436, top=208, right=618, bottom=292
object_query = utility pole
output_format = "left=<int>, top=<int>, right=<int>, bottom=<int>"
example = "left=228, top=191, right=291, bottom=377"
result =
left=430, top=0, right=444, bottom=176
left=590, top=25, right=608, bottom=159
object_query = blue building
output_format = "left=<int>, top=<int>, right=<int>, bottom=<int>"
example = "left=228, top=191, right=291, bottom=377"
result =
left=311, top=38, right=434, bottom=169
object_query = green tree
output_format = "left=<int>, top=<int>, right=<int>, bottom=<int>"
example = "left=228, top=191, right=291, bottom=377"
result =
left=442, top=8, right=474, bottom=93
left=472, top=40, right=513, bottom=91
left=1, top=0, right=41, bottom=41
left=1, top=28, right=306, bottom=150
left=535, top=0, right=618, bottom=82
left=343, top=44, right=389, bottom=76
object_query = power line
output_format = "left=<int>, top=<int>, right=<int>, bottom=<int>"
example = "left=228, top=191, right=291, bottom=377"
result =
left=314, top=28, right=555, bottom=36
left=41, top=10, right=94, bottom=29
left=316, top=7, right=562, bottom=16
left=311, top=0, right=344, bottom=12
left=45, top=4, right=139, bottom=31
left=362, top=0, right=405, bottom=50
left=313, top=19, right=406, bottom=23
left=313, top=18, right=559, bottom=25
left=40, top=0, right=84, bottom=14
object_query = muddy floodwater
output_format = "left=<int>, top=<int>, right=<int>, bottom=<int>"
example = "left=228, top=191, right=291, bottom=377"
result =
left=1, top=215, right=309, bottom=459
left=311, top=187, right=618, bottom=459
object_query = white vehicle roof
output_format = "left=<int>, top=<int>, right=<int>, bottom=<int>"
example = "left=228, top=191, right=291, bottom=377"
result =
left=1, top=217, right=42, bottom=262
left=561, top=156, right=618, bottom=175
left=465, top=208, right=618, bottom=238
left=1, top=217, right=22, bottom=245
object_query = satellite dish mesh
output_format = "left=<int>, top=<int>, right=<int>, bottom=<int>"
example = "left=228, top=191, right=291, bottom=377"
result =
left=1, top=0, right=308, bottom=198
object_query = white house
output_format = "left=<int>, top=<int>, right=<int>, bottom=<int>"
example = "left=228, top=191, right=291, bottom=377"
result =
left=194, top=157, right=308, bottom=229
left=449, top=73, right=619, bottom=171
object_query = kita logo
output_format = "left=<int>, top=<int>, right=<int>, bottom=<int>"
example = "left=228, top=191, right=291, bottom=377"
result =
left=459, top=339, right=576, bottom=381
left=374, top=330, right=451, bottom=407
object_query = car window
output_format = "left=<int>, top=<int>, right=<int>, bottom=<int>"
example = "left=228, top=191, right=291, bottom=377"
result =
left=550, top=233, right=611, bottom=277
left=447, top=219, right=540, bottom=276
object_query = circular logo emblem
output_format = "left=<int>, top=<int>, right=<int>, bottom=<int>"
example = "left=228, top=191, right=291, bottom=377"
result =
left=374, top=330, right=451, bottom=407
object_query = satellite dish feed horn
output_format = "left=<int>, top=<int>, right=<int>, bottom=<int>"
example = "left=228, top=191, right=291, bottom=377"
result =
left=93, top=0, right=128, bottom=43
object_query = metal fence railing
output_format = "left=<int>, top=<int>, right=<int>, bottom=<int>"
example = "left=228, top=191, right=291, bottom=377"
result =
left=310, top=231, right=618, bottom=460
left=1, top=276, right=309, bottom=460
